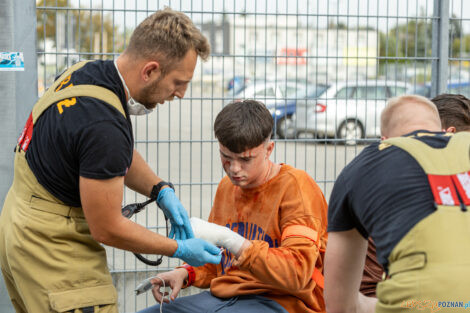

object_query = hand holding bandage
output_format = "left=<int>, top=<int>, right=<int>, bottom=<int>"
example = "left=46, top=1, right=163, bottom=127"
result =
left=190, top=217, right=246, bottom=256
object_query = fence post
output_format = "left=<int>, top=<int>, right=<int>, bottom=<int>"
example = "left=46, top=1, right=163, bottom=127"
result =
left=0, top=0, right=37, bottom=311
left=431, top=0, right=449, bottom=98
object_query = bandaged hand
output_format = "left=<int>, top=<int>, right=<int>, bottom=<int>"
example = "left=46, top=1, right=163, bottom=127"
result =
left=190, top=217, right=246, bottom=256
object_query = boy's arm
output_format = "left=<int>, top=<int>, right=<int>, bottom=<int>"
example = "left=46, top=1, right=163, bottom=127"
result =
left=233, top=215, right=323, bottom=290
left=233, top=176, right=328, bottom=290
left=189, top=263, right=218, bottom=288
left=360, top=238, right=385, bottom=297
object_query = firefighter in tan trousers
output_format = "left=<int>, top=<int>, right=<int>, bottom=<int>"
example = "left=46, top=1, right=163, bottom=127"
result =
left=324, top=95, right=470, bottom=313
left=0, top=9, right=222, bottom=313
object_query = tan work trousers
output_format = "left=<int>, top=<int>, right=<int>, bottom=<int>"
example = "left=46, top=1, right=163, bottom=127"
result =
left=0, top=149, right=118, bottom=313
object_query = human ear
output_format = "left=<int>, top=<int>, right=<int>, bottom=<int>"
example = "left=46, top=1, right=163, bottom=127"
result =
left=141, top=61, right=161, bottom=82
left=266, top=141, right=275, bottom=159
left=445, top=126, right=457, bottom=133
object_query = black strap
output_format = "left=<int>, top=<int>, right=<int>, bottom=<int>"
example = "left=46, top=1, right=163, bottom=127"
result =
left=150, top=181, right=175, bottom=200
left=81, top=307, right=94, bottom=313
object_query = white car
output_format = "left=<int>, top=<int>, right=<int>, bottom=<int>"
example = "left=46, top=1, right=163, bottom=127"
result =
left=292, top=80, right=409, bottom=144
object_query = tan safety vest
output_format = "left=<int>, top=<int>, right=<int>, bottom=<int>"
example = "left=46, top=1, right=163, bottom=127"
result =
left=0, top=61, right=126, bottom=313
left=375, top=132, right=470, bottom=313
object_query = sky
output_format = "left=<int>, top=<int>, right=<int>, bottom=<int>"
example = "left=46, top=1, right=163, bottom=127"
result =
left=56, top=0, right=470, bottom=33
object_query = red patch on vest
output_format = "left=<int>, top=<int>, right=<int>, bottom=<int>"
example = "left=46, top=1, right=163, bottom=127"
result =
left=452, top=171, right=470, bottom=205
left=427, top=174, right=460, bottom=206
left=18, top=112, right=33, bottom=151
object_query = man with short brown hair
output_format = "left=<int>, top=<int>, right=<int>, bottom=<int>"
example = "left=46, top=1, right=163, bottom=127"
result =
left=432, top=93, right=470, bottom=132
left=0, top=8, right=220, bottom=313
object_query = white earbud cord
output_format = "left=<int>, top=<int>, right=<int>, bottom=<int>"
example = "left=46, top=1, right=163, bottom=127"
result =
left=152, top=275, right=166, bottom=313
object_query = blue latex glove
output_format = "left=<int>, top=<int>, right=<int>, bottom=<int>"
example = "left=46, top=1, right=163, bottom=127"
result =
left=172, top=238, right=222, bottom=267
left=156, top=187, right=194, bottom=240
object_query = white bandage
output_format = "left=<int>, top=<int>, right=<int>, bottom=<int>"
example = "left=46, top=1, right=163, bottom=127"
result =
left=190, top=217, right=246, bottom=256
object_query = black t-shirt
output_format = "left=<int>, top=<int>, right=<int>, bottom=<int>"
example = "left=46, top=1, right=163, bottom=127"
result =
left=26, top=60, right=133, bottom=207
left=327, top=130, right=451, bottom=271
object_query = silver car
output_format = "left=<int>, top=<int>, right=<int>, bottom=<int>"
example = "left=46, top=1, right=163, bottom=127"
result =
left=292, top=80, right=409, bottom=144
left=226, top=80, right=309, bottom=138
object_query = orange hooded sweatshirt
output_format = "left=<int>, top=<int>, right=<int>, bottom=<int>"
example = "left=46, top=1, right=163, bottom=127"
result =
left=190, top=164, right=328, bottom=313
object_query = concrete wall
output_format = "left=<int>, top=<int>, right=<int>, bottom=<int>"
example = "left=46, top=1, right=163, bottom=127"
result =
left=0, top=0, right=38, bottom=311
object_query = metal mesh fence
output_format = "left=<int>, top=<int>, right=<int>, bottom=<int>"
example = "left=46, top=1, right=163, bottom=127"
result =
left=34, top=0, right=470, bottom=311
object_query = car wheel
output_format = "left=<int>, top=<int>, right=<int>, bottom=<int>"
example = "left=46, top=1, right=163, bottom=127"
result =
left=276, top=116, right=296, bottom=139
left=337, top=120, right=364, bottom=145
left=296, top=131, right=315, bottom=139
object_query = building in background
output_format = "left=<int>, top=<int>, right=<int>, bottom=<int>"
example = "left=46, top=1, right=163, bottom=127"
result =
left=202, top=14, right=378, bottom=84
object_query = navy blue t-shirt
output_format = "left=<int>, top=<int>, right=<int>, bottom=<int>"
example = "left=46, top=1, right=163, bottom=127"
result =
left=26, top=60, right=133, bottom=207
left=327, top=131, right=451, bottom=271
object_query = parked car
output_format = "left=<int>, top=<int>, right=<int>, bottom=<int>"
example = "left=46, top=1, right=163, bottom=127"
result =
left=408, top=81, right=470, bottom=99
left=226, top=76, right=251, bottom=96
left=270, top=84, right=329, bottom=138
left=230, top=80, right=328, bottom=138
left=292, top=80, right=409, bottom=144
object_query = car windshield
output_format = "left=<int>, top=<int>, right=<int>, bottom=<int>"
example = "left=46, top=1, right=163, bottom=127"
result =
left=408, top=85, right=430, bottom=98
left=294, top=84, right=328, bottom=98
left=233, top=81, right=328, bottom=100
left=388, top=86, right=408, bottom=97
left=280, top=84, right=302, bottom=98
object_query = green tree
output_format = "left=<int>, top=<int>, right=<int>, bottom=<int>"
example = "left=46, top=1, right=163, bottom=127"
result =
left=448, top=15, right=470, bottom=58
left=379, top=13, right=470, bottom=61
left=379, top=19, right=432, bottom=61
left=452, top=35, right=470, bottom=58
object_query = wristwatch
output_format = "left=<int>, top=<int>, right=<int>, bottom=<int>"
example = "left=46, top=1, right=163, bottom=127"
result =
left=150, top=181, right=175, bottom=200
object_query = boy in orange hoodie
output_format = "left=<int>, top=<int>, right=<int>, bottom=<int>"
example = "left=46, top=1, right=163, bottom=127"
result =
left=139, top=100, right=328, bottom=313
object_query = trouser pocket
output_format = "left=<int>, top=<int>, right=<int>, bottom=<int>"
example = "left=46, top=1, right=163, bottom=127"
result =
left=65, top=305, right=114, bottom=313
left=48, top=284, right=118, bottom=313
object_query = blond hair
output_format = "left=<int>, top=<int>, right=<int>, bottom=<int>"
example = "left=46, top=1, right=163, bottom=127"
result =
left=125, top=7, right=210, bottom=73
left=381, top=94, right=441, bottom=138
